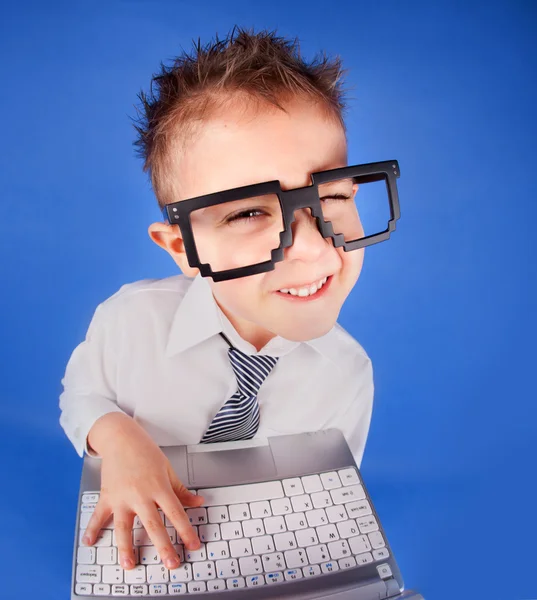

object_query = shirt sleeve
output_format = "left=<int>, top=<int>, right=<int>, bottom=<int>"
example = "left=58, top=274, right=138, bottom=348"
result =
left=325, top=355, right=374, bottom=468
left=59, top=301, right=127, bottom=458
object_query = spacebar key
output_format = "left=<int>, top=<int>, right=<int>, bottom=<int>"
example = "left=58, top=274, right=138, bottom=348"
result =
left=198, top=481, right=285, bottom=506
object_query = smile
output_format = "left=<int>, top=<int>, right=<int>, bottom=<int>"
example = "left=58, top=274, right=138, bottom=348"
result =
left=278, top=276, right=329, bottom=298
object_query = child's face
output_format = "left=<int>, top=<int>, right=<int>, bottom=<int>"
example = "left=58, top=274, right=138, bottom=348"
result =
left=149, top=96, right=364, bottom=351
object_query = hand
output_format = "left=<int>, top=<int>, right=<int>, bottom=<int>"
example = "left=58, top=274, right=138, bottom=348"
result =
left=81, top=413, right=204, bottom=570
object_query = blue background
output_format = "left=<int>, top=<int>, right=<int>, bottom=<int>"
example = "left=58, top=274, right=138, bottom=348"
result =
left=1, top=1, right=536, bottom=599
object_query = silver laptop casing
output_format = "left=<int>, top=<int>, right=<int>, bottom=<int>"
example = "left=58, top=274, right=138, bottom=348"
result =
left=71, top=429, right=423, bottom=599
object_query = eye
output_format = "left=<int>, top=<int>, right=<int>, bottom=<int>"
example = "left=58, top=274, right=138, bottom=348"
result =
left=319, top=193, right=352, bottom=203
left=225, top=208, right=266, bottom=224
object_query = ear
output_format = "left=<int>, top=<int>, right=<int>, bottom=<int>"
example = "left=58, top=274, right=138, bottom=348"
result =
left=148, top=221, right=200, bottom=277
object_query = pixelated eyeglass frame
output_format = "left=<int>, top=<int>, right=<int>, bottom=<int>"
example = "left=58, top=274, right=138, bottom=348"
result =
left=161, top=160, right=401, bottom=282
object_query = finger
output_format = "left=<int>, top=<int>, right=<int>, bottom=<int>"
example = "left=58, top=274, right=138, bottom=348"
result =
left=82, top=499, right=112, bottom=546
left=158, top=490, right=202, bottom=552
left=138, top=503, right=181, bottom=570
left=114, top=509, right=136, bottom=570
left=169, top=470, right=205, bottom=507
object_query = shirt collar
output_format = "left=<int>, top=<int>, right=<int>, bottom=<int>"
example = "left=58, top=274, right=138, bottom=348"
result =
left=166, top=273, right=341, bottom=360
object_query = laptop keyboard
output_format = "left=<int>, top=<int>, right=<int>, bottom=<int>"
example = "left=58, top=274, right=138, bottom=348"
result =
left=74, top=467, right=393, bottom=596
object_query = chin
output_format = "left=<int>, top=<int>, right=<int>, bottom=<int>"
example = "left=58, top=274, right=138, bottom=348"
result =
left=276, top=320, right=336, bottom=343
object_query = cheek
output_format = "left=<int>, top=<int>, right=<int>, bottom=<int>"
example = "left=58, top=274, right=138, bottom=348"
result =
left=211, top=276, right=264, bottom=313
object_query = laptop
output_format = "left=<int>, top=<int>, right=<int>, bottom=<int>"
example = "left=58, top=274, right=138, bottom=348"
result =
left=71, top=428, right=424, bottom=599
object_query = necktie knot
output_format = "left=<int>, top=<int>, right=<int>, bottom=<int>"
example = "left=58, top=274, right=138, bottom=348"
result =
left=228, top=347, right=279, bottom=397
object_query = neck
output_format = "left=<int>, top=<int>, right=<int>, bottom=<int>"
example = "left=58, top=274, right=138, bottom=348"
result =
left=215, top=301, right=277, bottom=352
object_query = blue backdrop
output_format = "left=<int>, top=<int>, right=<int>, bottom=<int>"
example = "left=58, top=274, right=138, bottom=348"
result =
left=1, top=1, right=536, bottom=599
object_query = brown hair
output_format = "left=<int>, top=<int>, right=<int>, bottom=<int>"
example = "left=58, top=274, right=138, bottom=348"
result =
left=132, top=26, right=351, bottom=210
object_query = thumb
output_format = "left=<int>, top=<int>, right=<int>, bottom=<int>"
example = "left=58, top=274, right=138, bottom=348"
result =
left=169, top=471, right=205, bottom=507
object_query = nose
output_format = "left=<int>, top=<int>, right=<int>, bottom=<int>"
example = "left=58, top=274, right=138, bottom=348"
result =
left=284, top=208, right=331, bottom=261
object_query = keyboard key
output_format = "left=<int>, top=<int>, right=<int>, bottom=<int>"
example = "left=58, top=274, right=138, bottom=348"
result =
left=250, top=501, right=272, bottom=518
left=242, top=519, right=265, bottom=537
left=149, top=583, right=167, bottom=595
left=226, top=576, right=245, bottom=589
left=76, top=565, right=101, bottom=584
left=327, top=540, right=352, bottom=560
left=168, top=582, right=188, bottom=594
left=373, top=548, right=390, bottom=560
left=111, top=584, right=129, bottom=596
left=221, top=522, right=243, bottom=540
left=317, top=524, right=339, bottom=544
left=186, top=508, right=207, bottom=525
left=282, top=478, right=304, bottom=496
left=185, top=545, right=207, bottom=562
left=261, top=552, right=285, bottom=572
left=284, top=548, right=308, bottom=568
left=147, top=565, right=169, bottom=583
left=216, top=558, right=239, bottom=578
left=311, top=491, right=333, bottom=509
left=368, top=530, right=386, bottom=549
left=94, top=583, right=111, bottom=595
left=284, top=568, right=303, bottom=581
left=77, top=546, right=96, bottom=565
left=75, top=583, right=92, bottom=595
left=207, top=580, right=226, bottom=591
left=199, top=481, right=284, bottom=506
left=206, top=541, right=230, bottom=560
left=188, top=581, right=207, bottom=593
left=130, top=584, right=149, bottom=595
left=199, top=524, right=221, bottom=542
left=239, top=555, right=263, bottom=575
left=124, top=566, right=146, bottom=584
left=349, top=535, right=372, bottom=555
left=265, top=571, right=284, bottom=584
left=139, top=547, right=160, bottom=565
left=331, top=485, right=366, bottom=505
left=377, top=563, right=393, bottom=579
left=102, top=566, right=123, bottom=584
left=82, top=493, right=100, bottom=504
left=79, top=512, right=92, bottom=529
left=346, top=500, right=372, bottom=518
left=356, top=516, right=379, bottom=534
left=207, top=506, right=229, bottom=524
left=229, top=504, right=250, bottom=521
left=338, top=468, right=360, bottom=486
left=285, top=512, right=308, bottom=531
left=301, top=474, right=323, bottom=494
left=81, top=503, right=97, bottom=513
left=271, top=497, right=293, bottom=515
left=337, top=520, right=360, bottom=539
left=320, top=472, right=342, bottom=490
left=264, top=515, right=286, bottom=534
left=246, top=574, right=265, bottom=587
left=356, top=552, right=374, bottom=565
left=306, top=544, right=329, bottom=564
left=326, top=505, right=348, bottom=523
left=339, top=556, right=357, bottom=570
left=192, top=560, right=215, bottom=581
left=321, top=561, right=339, bottom=574
left=169, top=562, right=192, bottom=582
left=97, top=546, right=117, bottom=565
left=252, top=535, right=275, bottom=555
left=229, top=538, right=253, bottom=557
left=274, top=531, right=297, bottom=551
left=295, top=528, right=319, bottom=548
left=303, top=564, right=321, bottom=577
left=290, top=494, right=313, bottom=512
left=306, top=508, right=328, bottom=527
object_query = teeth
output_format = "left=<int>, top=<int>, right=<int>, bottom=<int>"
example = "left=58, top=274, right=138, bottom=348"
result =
left=279, top=276, right=328, bottom=297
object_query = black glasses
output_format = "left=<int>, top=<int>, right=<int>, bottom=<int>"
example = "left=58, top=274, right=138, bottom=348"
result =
left=161, top=160, right=401, bottom=282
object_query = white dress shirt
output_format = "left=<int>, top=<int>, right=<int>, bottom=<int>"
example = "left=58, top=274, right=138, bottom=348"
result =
left=59, top=273, right=374, bottom=466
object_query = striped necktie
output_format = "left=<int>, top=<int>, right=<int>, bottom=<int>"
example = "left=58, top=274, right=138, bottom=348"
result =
left=200, top=334, right=279, bottom=444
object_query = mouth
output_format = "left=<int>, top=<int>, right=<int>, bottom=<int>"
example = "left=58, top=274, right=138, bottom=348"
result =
left=275, top=275, right=333, bottom=301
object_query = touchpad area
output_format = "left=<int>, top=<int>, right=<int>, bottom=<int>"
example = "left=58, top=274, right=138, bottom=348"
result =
left=189, top=446, right=277, bottom=488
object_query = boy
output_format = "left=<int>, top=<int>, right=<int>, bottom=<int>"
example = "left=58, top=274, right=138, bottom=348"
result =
left=59, top=27, right=384, bottom=575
